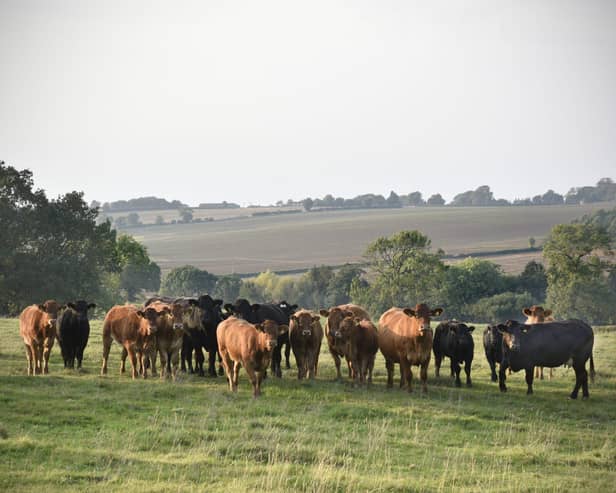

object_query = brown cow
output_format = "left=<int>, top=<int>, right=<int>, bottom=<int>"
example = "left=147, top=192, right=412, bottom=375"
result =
left=101, top=305, right=164, bottom=379
left=19, top=300, right=60, bottom=375
left=337, top=315, right=379, bottom=386
left=523, top=305, right=555, bottom=380
left=217, top=316, right=288, bottom=397
left=319, top=304, right=370, bottom=380
left=378, top=304, right=443, bottom=392
left=289, top=309, right=323, bottom=380
left=147, top=301, right=186, bottom=380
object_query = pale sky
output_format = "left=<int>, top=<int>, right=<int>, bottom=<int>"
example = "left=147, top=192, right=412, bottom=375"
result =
left=1, top=1, right=615, bottom=206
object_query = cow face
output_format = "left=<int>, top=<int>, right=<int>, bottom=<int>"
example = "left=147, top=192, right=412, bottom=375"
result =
left=322, top=308, right=354, bottom=338
left=182, top=303, right=203, bottom=331
left=337, top=316, right=360, bottom=342
left=137, top=307, right=168, bottom=335
left=38, top=300, right=61, bottom=328
left=225, top=299, right=256, bottom=323
left=197, top=295, right=225, bottom=330
left=402, top=304, right=443, bottom=336
left=256, top=320, right=288, bottom=351
left=497, top=321, right=529, bottom=351
left=291, top=312, right=320, bottom=338
left=168, top=303, right=185, bottom=331
left=522, top=305, right=553, bottom=323
left=67, top=300, right=96, bottom=322
left=448, top=323, right=474, bottom=348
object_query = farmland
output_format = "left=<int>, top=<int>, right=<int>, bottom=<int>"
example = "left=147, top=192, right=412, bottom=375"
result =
left=1, top=317, right=614, bottom=492
left=122, top=203, right=614, bottom=275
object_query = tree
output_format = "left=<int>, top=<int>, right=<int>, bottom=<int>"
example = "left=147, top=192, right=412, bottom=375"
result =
left=386, top=191, right=401, bottom=208
left=355, top=230, right=446, bottom=313
left=213, top=274, right=242, bottom=301
left=544, top=223, right=615, bottom=323
left=325, top=264, right=364, bottom=306
left=178, top=208, right=193, bottom=223
left=160, top=265, right=218, bottom=297
left=426, top=194, right=445, bottom=206
left=406, top=191, right=424, bottom=206
left=516, top=260, right=547, bottom=302
left=155, top=215, right=165, bottom=225
left=127, top=212, right=141, bottom=227
left=302, top=197, right=314, bottom=211
left=528, top=237, right=536, bottom=249
left=116, top=235, right=161, bottom=301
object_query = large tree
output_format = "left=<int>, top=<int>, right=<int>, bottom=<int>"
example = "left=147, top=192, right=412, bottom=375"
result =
left=160, top=265, right=218, bottom=297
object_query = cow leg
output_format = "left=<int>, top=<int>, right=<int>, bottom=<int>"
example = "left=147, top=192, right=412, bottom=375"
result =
left=525, top=367, right=534, bottom=395
left=570, top=361, right=589, bottom=399
left=399, top=359, right=412, bottom=392
left=452, top=359, right=461, bottom=387
left=232, top=361, right=241, bottom=392
left=42, top=337, right=53, bottom=374
left=385, top=359, right=394, bottom=388
left=297, top=356, right=304, bottom=380
left=549, top=368, right=553, bottom=380
left=159, top=350, right=168, bottom=379
left=245, top=364, right=260, bottom=397
left=330, top=349, right=342, bottom=380
left=217, top=351, right=225, bottom=376
left=32, top=341, right=42, bottom=375
left=170, top=350, right=180, bottom=381
left=434, top=353, right=441, bottom=378
left=464, top=358, right=472, bottom=387
left=24, top=344, right=34, bottom=376
left=488, top=354, right=497, bottom=382
left=580, top=364, right=590, bottom=399
left=347, top=358, right=353, bottom=379
left=367, top=355, right=375, bottom=385
left=125, top=347, right=138, bottom=379
left=101, top=335, right=112, bottom=376
left=285, top=341, right=291, bottom=369
left=119, top=347, right=128, bottom=374
left=207, top=350, right=217, bottom=377
left=272, top=345, right=282, bottom=378
left=180, top=337, right=191, bottom=373
left=499, top=360, right=508, bottom=392
left=149, top=349, right=157, bottom=377
left=420, top=362, right=429, bottom=393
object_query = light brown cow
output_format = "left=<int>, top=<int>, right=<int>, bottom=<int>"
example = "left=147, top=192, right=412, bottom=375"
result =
left=319, top=304, right=370, bottom=380
left=337, top=315, right=379, bottom=386
left=289, top=309, right=323, bottom=380
left=378, top=304, right=443, bottom=392
left=148, top=301, right=186, bottom=380
left=523, top=305, right=555, bottom=380
left=217, top=316, right=288, bottom=397
left=101, top=305, right=164, bottom=379
left=19, top=300, right=60, bottom=375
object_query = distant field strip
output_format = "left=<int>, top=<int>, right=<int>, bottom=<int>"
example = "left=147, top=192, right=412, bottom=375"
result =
left=126, top=203, right=613, bottom=274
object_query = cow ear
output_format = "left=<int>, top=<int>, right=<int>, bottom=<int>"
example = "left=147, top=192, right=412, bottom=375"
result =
left=496, top=324, right=509, bottom=334
left=38, top=304, right=45, bottom=311
left=403, top=308, right=416, bottom=317
left=255, top=323, right=264, bottom=332
left=251, top=304, right=261, bottom=311
left=431, top=308, right=443, bottom=317
left=214, top=299, right=223, bottom=306
left=544, top=309, right=552, bottom=317
left=468, top=326, right=475, bottom=332
left=188, top=299, right=199, bottom=306
left=522, top=308, right=532, bottom=316
left=87, top=303, right=96, bottom=310
left=290, top=315, right=298, bottom=323
left=291, top=304, right=298, bottom=310
left=278, top=324, right=289, bottom=335
left=312, top=315, right=321, bottom=323
left=224, top=303, right=234, bottom=312
left=319, top=309, right=329, bottom=317
left=354, top=317, right=362, bottom=324
left=67, top=302, right=76, bottom=310
left=279, top=300, right=288, bottom=307
left=137, top=310, right=145, bottom=317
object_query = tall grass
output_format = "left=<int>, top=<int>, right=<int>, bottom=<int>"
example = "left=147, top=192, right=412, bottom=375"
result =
left=1, top=318, right=614, bottom=492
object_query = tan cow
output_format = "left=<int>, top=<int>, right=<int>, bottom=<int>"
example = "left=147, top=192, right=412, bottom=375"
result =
left=19, top=300, right=60, bottom=375
left=101, top=305, right=164, bottom=379
left=217, top=316, right=288, bottom=397
left=523, top=305, right=555, bottom=380
left=147, top=301, right=186, bottom=380
left=289, top=309, right=323, bottom=380
left=319, top=304, right=370, bottom=380
left=378, top=304, right=443, bottom=392
left=337, top=315, right=379, bottom=386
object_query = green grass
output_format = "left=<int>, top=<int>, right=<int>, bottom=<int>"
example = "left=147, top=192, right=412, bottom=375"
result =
left=1, top=317, right=615, bottom=492
left=123, top=203, right=613, bottom=275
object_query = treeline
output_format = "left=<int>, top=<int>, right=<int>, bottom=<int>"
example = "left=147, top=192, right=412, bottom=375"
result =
left=0, top=162, right=161, bottom=315
left=99, top=196, right=187, bottom=212
left=299, top=178, right=616, bottom=211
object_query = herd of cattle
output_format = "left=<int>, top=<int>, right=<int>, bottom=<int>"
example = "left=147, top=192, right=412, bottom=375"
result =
left=18, top=298, right=596, bottom=399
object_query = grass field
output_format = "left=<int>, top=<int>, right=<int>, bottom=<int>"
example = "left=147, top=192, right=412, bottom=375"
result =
left=123, top=203, right=614, bottom=275
left=1, top=317, right=614, bottom=492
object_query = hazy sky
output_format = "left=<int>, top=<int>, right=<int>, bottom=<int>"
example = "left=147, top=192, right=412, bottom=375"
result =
left=1, top=1, right=615, bottom=206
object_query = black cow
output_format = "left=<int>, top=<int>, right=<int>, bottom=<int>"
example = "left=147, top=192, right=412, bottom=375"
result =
left=277, top=300, right=298, bottom=370
left=195, top=294, right=226, bottom=377
left=483, top=324, right=503, bottom=382
left=57, top=300, right=96, bottom=369
left=432, top=321, right=474, bottom=387
left=223, top=298, right=291, bottom=378
left=497, top=319, right=595, bottom=398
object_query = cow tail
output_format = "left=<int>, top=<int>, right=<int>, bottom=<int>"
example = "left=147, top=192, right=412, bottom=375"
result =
left=589, top=354, right=595, bottom=383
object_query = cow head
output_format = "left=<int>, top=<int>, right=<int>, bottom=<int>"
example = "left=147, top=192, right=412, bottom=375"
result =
left=38, top=300, right=61, bottom=328
left=337, top=316, right=362, bottom=342
left=137, top=307, right=169, bottom=335
left=447, top=322, right=474, bottom=349
left=196, top=294, right=225, bottom=330
left=321, top=307, right=354, bottom=338
left=168, top=303, right=186, bottom=331
left=522, top=305, right=553, bottom=324
left=183, top=301, right=204, bottom=331
left=483, top=324, right=501, bottom=345
left=256, top=320, right=288, bottom=351
left=497, top=320, right=529, bottom=351
left=278, top=301, right=299, bottom=318
left=402, top=304, right=443, bottom=336
left=66, top=300, right=96, bottom=321
left=225, top=298, right=258, bottom=323
left=290, top=311, right=320, bottom=338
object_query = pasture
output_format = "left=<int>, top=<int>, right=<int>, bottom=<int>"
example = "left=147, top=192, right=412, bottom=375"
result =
left=1, top=317, right=614, bottom=492
left=124, top=203, right=613, bottom=275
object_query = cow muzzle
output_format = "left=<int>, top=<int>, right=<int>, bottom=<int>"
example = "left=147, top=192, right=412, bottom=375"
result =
left=302, top=330, right=311, bottom=336
left=173, top=323, right=183, bottom=330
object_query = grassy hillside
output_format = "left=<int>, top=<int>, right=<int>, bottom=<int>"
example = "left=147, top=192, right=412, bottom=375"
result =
left=1, top=317, right=614, bottom=492
left=123, top=203, right=613, bottom=274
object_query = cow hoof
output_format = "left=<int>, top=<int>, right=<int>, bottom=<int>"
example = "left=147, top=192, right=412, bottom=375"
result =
left=491, top=376, right=497, bottom=382
left=218, top=368, right=225, bottom=376
left=569, top=393, right=578, bottom=400
left=582, top=395, right=589, bottom=400
left=455, top=381, right=461, bottom=388
left=499, top=387, right=507, bottom=393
